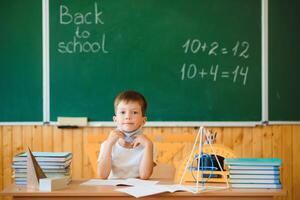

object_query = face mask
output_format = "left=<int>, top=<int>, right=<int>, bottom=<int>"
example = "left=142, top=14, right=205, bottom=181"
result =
left=121, top=128, right=143, bottom=143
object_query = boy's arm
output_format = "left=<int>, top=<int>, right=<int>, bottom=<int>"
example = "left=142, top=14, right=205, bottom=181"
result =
left=134, top=135, right=154, bottom=179
left=97, top=141, right=113, bottom=179
left=97, top=130, right=123, bottom=179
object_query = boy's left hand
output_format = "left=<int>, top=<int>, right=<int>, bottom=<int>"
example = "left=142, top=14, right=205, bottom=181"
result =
left=132, top=134, right=152, bottom=148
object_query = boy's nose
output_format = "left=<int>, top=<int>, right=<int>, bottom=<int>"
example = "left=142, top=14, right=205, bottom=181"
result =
left=125, top=113, right=131, bottom=119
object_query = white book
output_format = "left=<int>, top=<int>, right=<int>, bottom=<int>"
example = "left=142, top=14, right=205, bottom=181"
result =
left=230, top=179, right=280, bottom=184
left=225, top=158, right=282, bottom=166
left=13, top=159, right=72, bottom=166
left=14, top=168, right=70, bottom=173
left=224, top=158, right=282, bottom=166
left=12, top=164, right=70, bottom=169
left=231, top=183, right=281, bottom=189
left=116, top=184, right=195, bottom=198
left=13, top=152, right=72, bottom=162
left=229, top=174, right=280, bottom=179
left=39, top=177, right=69, bottom=191
left=14, top=176, right=72, bottom=186
left=230, top=169, right=280, bottom=175
left=13, top=172, right=70, bottom=178
left=229, top=165, right=279, bottom=170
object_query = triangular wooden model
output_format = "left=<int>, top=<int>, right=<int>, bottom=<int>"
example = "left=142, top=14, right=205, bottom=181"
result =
left=26, top=147, right=47, bottom=189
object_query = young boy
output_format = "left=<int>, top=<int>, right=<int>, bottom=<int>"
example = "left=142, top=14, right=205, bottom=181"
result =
left=97, top=90, right=155, bottom=179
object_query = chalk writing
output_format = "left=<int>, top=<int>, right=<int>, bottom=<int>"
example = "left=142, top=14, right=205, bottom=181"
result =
left=180, top=63, right=248, bottom=85
left=181, top=39, right=250, bottom=85
left=182, top=39, right=250, bottom=59
left=57, top=2, right=108, bottom=54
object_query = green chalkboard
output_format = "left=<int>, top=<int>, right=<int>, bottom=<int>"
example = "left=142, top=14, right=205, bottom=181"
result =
left=269, top=0, right=300, bottom=121
left=0, top=0, right=43, bottom=122
left=50, top=0, right=262, bottom=122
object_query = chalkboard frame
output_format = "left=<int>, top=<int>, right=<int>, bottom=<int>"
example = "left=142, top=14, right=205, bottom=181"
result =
left=5, top=0, right=300, bottom=126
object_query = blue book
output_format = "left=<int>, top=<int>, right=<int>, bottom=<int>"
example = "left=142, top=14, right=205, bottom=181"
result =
left=229, top=174, right=280, bottom=179
left=224, top=158, right=282, bottom=166
left=228, top=165, right=280, bottom=170
left=229, top=179, right=281, bottom=184
left=13, top=152, right=72, bottom=162
left=230, top=169, right=280, bottom=175
left=16, top=152, right=71, bottom=157
left=230, top=183, right=281, bottom=189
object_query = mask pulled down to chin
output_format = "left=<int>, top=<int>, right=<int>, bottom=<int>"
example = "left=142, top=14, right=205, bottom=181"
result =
left=121, top=128, right=143, bottom=143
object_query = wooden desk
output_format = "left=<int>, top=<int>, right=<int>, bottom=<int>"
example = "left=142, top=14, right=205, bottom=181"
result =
left=1, top=180, right=285, bottom=200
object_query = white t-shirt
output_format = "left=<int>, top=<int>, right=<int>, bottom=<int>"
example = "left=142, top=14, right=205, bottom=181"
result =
left=98, top=141, right=156, bottom=179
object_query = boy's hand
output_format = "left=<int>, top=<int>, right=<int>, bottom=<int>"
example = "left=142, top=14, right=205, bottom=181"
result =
left=107, top=129, right=124, bottom=146
left=132, top=134, right=152, bottom=148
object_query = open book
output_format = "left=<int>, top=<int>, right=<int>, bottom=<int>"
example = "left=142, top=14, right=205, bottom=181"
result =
left=116, top=184, right=195, bottom=198
left=80, top=178, right=159, bottom=186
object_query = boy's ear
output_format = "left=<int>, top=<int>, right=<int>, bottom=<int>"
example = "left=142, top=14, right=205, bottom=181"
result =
left=142, top=116, right=147, bottom=125
left=113, top=116, right=117, bottom=122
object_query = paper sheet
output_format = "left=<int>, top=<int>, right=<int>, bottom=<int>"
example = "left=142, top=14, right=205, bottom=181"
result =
left=116, top=184, right=195, bottom=198
left=80, top=178, right=159, bottom=186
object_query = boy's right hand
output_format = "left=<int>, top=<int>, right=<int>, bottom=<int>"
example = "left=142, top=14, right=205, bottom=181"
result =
left=107, top=129, right=124, bottom=146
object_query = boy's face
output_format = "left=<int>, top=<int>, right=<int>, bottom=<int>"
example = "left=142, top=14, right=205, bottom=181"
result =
left=113, top=100, right=147, bottom=132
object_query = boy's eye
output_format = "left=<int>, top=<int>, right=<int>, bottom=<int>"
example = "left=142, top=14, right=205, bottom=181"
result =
left=133, top=111, right=138, bottom=114
left=120, top=111, right=126, bottom=114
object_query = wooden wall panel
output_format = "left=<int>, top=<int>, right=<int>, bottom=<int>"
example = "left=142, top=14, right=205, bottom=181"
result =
left=272, top=126, right=283, bottom=200
left=2, top=127, right=12, bottom=187
left=0, top=127, right=3, bottom=191
left=42, top=126, right=53, bottom=152
left=292, top=126, right=300, bottom=200
left=32, top=126, right=42, bottom=151
left=72, top=129, right=83, bottom=179
left=282, top=126, right=293, bottom=200
left=0, top=125, right=299, bottom=200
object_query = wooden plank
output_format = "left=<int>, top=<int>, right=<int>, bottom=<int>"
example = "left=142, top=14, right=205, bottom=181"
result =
left=0, top=127, right=3, bottom=192
left=161, top=128, right=194, bottom=143
left=232, top=128, right=243, bottom=157
left=72, top=128, right=83, bottom=179
left=242, top=127, right=253, bottom=157
left=152, top=127, right=163, bottom=143
left=2, top=126, right=12, bottom=187
left=211, top=127, right=223, bottom=145
left=272, top=126, right=282, bottom=158
left=62, top=129, right=73, bottom=152
left=83, top=127, right=94, bottom=179
left=42, top=126, right=53, bottom=152
left=62, top=129, right=73, bottom=174
left=88, top=127, right=109, bottom=176
left=22, top=126, right=33, bottom=150
left=262, top=126, right=272, bottom=158
left=271, top=125, right=283, bottom=200
left=143, top=127, right=152, bottom=136
left=282, top=126, right=293, bottom=200
left=222, top=128, right=233, bottom=151
left=12, top=126, right=23, bottom=157
left=293, top=125, right=300, bottom=200
left=252, top=126, right=263, bottom=157
left=53, top=126, right=63, bottom=152
left=32, top=126, right=42, bottom=151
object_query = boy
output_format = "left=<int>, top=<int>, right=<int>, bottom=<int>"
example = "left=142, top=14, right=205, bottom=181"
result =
left=97, top=90, right=155, bottom=179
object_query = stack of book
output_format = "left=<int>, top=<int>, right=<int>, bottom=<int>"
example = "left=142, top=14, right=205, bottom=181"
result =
left=12, top=152, right=72, bottom=185
left=224, top=158, right=282, bottom=189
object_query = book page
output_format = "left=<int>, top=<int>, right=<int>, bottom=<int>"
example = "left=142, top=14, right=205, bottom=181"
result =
left=116, top=184, right=195, bottom=198
left=80, top=178, right=159, bottom=186
left=116, top=185, right=167, bottom=198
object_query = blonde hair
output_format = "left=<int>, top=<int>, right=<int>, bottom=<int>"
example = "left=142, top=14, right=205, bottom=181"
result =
left=114, top=90, right=147, bottom=116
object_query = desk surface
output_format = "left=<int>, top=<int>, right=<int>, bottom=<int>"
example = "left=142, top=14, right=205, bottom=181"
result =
left=1, top=180, right=285, bottom=200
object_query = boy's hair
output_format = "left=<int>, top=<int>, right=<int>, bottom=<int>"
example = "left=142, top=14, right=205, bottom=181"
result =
left=114, top=90, right=147, bottom=116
